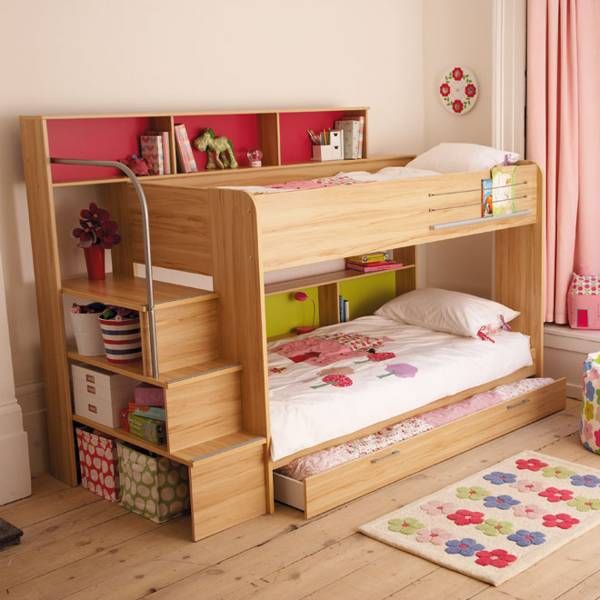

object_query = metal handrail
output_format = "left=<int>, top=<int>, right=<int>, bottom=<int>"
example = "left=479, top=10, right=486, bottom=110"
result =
left=51, top=158, right=159, bottom=378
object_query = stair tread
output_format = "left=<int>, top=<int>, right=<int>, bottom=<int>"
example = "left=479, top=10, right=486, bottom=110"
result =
left=172, top=433, right=267, bottom=464
left=67, top=351, right=241, bottom=388
left=62, top=274, right=216, bottom=311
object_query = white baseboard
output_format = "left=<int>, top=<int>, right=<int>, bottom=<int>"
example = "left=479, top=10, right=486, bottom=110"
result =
left=15, top=381, right=49, bottom=476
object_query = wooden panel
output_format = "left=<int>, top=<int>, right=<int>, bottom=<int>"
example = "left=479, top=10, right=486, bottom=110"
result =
left=61, top=274, right=214, bottom=310
left=102, top=183, right=135, bottom=277
left=148, top=297, right=220, bottom=375
left=318, top=283, right=340, bottom=326
left=20, top=117, right=77, bottom=485
left=265, top=264, right=415, bottom=296
left=123, top=183, right=214, bottom=275
left=393, top=246, right=416, bottom=295
left=166, top=370, right=242, bottom=453
left=271, top=365, right=536, bottom=469
left=209, top=189, right=269, bottom=438
left=189, top=443, right=267, bottom=541
left=302, top=378, right=566, bottom=518
left=496, top=164, right=544, bottom=374
left=255, top=164, right=539, bottom=271
left=258, top=113, right=280, bottom=166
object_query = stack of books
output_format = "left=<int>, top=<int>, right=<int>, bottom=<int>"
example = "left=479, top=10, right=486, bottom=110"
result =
left=334, top=116, right=365, bottom=159
left=345, top=252, right=402, bottom=273
left=140, top=131, right=171, bottom=175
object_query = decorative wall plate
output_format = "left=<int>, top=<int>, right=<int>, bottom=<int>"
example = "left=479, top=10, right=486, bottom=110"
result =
left=439, top=66, right=478, bottom=115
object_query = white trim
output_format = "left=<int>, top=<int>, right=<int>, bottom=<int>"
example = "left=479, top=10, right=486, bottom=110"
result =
left=491, top=0, right=526, bottom=155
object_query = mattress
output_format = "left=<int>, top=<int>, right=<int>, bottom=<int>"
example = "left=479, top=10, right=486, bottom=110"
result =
left=268, top=316, right=533, bottom=461
left=223, top=166, right=440, bottom=194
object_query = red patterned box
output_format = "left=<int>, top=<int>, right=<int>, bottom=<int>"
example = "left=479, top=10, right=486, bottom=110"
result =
left=76, top=427, right=120, bottom=502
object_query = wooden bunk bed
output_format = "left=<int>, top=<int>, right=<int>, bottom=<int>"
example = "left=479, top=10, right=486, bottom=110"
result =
left=20, top=107, right=566, bottom=542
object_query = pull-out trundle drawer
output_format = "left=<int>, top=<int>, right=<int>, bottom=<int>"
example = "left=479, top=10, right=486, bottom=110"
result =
left=274, top=378, right=566, bottom=518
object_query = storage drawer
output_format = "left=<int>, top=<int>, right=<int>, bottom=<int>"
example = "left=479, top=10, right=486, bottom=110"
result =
left=72, top=364, right=137, bottom=427
left=274, top=378, right=566, bottom=518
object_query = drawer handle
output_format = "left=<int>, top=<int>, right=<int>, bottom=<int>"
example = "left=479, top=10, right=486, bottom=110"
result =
left=506, top=398, right=530, bottom=410
left=430, top=208, right=533, bottom=231
left=371, top=450, right=400, bottom=464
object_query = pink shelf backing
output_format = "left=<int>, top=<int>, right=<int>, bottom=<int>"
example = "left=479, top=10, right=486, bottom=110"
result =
left=174, top=114, right=267, bottom=170
left=279, top=110, right=348, bottom=165
left=47, top=117, right=153, bottom=183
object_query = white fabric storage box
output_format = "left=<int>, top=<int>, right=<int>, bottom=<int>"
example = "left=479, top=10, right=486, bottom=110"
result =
left=71, top=364, right=137, bottom=427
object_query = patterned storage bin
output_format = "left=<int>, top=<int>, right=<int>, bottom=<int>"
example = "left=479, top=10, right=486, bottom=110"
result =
left=76, top=427, right=120, bottom=501
left=580, top=351, right=600, bottom=453
left=116, top=442, right=189, bottom=523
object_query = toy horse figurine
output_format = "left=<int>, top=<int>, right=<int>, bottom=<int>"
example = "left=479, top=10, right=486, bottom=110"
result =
left=193, top=128, right=238, bottom=169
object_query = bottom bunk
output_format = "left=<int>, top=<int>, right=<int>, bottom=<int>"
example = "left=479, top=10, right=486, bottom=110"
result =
left=274, top=376, right=566, bottom=518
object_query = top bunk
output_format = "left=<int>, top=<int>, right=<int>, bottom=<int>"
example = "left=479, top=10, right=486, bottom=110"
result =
left=131, top=158, right=541, bottom=274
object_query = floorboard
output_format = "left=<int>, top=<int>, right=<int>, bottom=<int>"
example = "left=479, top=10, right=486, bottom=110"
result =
left=2, top=400, right=595, bottom=600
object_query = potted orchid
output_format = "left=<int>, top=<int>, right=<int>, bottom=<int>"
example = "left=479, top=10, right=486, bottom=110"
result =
left=72, top=203, right=121, bottom=280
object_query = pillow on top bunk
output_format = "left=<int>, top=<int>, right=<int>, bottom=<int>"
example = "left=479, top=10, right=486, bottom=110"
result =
left=375, top=288, right=520, bottom=339
left=406, top=143, right=520, bottom=173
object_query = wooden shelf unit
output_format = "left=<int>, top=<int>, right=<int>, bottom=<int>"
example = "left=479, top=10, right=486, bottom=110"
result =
left=264, top=263, right=415, bottom=296
left=35, top=106, right=368, bottom=186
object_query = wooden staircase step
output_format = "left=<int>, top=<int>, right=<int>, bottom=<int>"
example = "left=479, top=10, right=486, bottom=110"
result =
left=171, top=433, right=266, bottom=464
left=62, top=274, right=216, bottom=312
left=67, top=351, right=241, bottom=388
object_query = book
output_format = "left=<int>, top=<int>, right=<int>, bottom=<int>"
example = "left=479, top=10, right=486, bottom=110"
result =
left=481, top=178, right=493, bottom=217
left=334, top=117, right=364, bottom=158
left=491, top=165, right=517, bottom=216
left=347, top=252, right=388, bottom=264
left=174, top=124, right=198, bottom=173
left=146, top=131, right=171, bottom=175
left=334, top=119, right=361, bottom=159
left=343, top=298, right=350, bottom=322
left=346, top=261, right=403, bottom=273
left=140, top=134, right=164, bottom=175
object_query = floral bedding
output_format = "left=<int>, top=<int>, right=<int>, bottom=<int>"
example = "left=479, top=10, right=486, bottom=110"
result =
left=268, top=316, right=533, bottom=461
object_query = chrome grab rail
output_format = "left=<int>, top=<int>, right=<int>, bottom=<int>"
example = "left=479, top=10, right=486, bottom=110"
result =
left=51, top=158, right=159, bottom=378
left=429, top=209, right=533, bottom=231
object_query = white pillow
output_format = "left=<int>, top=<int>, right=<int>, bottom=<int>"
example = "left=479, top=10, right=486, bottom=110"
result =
left=375, top=288, right=520, bottom=338
left=406, top=143, right=520, bottom=173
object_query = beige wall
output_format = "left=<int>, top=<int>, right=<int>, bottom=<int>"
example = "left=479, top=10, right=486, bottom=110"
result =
left=1, top=0, right=500, bottom=474
left=1, top=0, right=425, bottom=472
left=421, top=0, right=495, bottom=298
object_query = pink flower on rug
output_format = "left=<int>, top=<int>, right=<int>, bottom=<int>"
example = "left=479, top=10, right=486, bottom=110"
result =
left=542, top=513, right=580, bottom=530
left=538, top=487, right=574, bottom=503
left=511, top=479, right=545, bottom=493
left=475, top=549, right=517, bottom=568
left=415, top=528, right=452, bottom=546
left=447, top=509, right=485, bottom=526
left=516, top=458, right=548, bottom=472
left=512, top=504, right=545, bottom=520
left=420, top=500, right=456, bottom=516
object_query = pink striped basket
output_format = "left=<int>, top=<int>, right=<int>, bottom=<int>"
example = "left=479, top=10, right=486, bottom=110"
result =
left=98, top=314, right=142, bottom=363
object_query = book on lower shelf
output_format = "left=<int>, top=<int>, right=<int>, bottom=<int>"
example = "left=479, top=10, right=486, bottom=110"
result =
left=339, top=295, right=350, bottom=322
left=174, top=123, right=198, bottom=173
left=345, top=252, right=402, bottom=273
left=145, top=131, right=171, bottom=175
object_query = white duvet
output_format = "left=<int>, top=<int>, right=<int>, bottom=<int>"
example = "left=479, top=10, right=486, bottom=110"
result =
left=268, top=316, right=533, bottom=461
left=224, top=166, right=439, bottom=194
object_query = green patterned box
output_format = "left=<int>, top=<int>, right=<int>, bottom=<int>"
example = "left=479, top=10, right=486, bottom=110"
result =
left=116, top=442, right=189, bottom=523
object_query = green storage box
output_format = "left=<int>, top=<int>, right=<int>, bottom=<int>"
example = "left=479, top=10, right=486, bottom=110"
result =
left=116, top=442, right=189, bottom=523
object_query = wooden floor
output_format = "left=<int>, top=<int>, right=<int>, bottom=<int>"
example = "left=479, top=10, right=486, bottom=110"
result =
left=2, top=399, right=599, bottom=600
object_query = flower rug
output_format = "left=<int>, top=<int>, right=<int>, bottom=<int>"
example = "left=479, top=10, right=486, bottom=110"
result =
left=359, top=451, right=600, bottom=586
